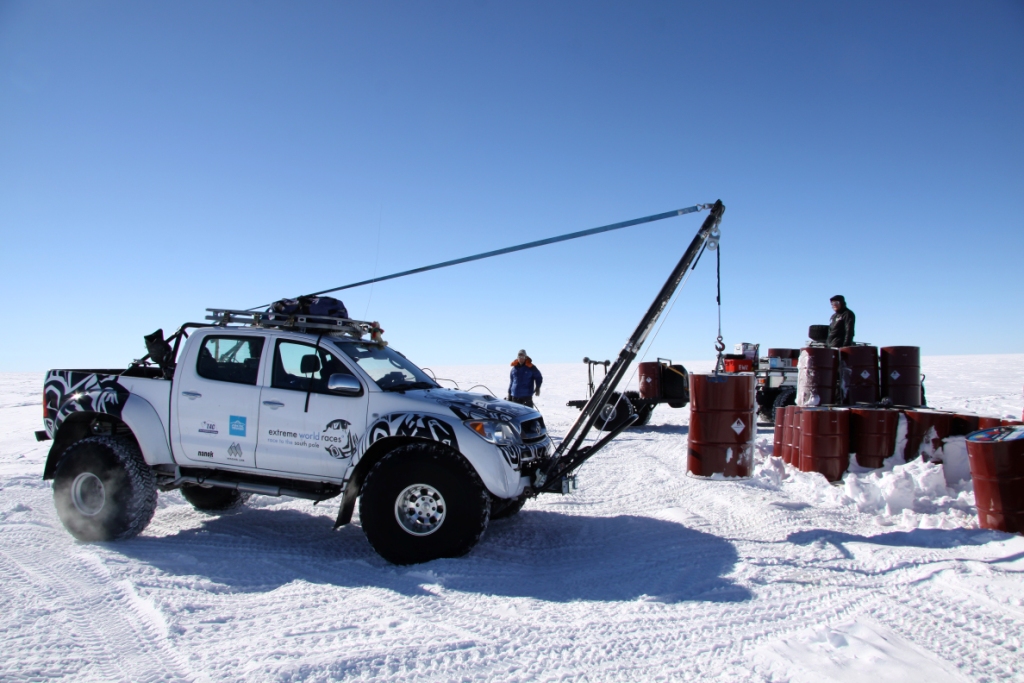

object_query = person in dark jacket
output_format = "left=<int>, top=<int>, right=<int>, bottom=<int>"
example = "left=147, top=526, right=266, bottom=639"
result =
left=827, top=295, right=855, bottom=347
left=508, top=349, right=543, bottom=407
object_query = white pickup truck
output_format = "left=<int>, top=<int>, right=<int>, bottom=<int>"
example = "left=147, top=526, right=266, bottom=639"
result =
left=39, top=313, right=552, bottom=564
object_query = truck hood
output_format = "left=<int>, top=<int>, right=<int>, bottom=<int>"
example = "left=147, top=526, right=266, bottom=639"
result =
left=386, top=387, right=539, bottom=422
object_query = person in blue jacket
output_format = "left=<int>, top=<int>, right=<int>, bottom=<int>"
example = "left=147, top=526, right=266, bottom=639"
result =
left=508, top=349, right=543, bottom=408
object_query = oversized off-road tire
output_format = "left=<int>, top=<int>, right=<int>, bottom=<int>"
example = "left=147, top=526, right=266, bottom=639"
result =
left=772, top=387, right=797, bottom=423
left=359, top=443, right=491, bottom=565
left=595, top=392, right=635, bottom=432
left=52, top=436, right=157, bottom=542
left=490, top=495, right=528, bottom=520
left=180, top=485, right=251, bottom=512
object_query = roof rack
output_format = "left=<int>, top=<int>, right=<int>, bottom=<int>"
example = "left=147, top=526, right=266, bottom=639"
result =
left=205, top=308, right=385, bottom=343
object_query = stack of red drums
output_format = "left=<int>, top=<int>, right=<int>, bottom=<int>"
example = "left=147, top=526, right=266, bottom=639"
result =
left=772, top=402, right=1021, bottom=479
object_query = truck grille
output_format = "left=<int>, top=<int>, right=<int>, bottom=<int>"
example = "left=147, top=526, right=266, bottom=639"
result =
left=519, top=417, right=547, bottom=444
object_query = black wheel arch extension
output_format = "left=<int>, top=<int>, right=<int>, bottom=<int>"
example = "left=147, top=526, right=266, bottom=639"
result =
left=43, top=412, right=136, bottom=480
left=334, top=436, right=469, bottom=528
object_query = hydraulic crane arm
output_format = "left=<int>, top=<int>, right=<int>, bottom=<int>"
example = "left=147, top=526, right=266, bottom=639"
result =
left=536, top=199, right=725, bottom=493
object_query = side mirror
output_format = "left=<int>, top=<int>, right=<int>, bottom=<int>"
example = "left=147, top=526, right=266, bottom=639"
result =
left=327, top=373, right=362, bottom=396
left=300, top=354, right=321, bottom=374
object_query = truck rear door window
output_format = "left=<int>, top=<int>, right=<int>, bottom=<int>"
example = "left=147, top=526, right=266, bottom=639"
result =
left=196, top=336, right=265, bottom=385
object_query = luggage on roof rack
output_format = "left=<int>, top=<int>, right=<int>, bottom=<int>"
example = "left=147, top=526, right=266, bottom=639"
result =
left=269, top=296, right=349, bottom=319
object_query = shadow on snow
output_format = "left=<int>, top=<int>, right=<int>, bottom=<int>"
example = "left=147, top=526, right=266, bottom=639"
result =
left=786, top=527, right=1014, bottom=561
left=113, top=507, right=751, bottom=604
left=626, top=423, right=689, bottom=436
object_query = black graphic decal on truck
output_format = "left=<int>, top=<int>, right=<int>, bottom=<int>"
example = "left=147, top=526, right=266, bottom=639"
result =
left=43, top=371, right=130, bottom=436
left=368, top=413, right=458, bottom=450
left=323, top=419, right=359, bottom=459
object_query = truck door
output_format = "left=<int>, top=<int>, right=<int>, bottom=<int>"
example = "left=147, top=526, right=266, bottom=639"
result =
left=255, top=339, right=367, bottom=479
left=174, top=334, right=265, bottom=469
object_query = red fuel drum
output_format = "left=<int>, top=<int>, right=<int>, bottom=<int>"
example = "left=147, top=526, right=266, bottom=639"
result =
left=950, top=414, right=980, bottom=436
left=840, top=345, right=879, bottom=405
left=849, top=408, right=899, bottom=469
left=799, top=407, right=850, bottom=482
left=784, top=406, right=804, bottom=465
left=880, top=346, right=922, bottom=407
left=966, top=426, right=1024, bottom=533
left=797, top=347, right=839, bottom=406
left=688, top=373, right=756, bottom=478
left=902, top=409, right=952, bottom=461
left=978, top=417, right=1003, bottom=430
left=779, top=406, right=794, bottom=463
left=773, top=406, right=789, bottom=458
left=638, top=362, right=662, bottom=400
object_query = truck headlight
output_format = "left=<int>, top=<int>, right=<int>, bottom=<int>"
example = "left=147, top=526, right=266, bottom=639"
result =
left=464, top=420, right=518, bottom=445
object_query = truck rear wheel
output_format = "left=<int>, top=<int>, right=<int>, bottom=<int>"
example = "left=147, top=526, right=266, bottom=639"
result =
left=359, top=443, right=490, bottom=565
left=180, top=485, right=251, bottom=512
left=52, top=436, right=157, bottom=542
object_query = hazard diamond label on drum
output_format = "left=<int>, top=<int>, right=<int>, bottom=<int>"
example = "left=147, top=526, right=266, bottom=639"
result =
left=861, top=370, right=872, bottom=379
left=890, top=371, right=900, bottom=380
left=731, top=419, right=745, bottom=434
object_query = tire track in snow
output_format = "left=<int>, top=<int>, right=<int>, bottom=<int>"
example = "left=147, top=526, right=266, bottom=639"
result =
left=0, top=523, right=194, bottom=682
left=871, top=583, right=1024, bottom=682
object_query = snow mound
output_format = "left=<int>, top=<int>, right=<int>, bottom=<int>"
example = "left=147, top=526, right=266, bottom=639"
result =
left=756, top=437, right=978, bottom=531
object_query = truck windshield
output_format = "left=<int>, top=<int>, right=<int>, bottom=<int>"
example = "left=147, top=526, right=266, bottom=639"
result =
left=333, top=342, right=439, bottom=392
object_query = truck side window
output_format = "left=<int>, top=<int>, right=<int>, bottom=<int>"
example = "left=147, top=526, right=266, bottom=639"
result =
left=196, top=336, right=265, bottom=385
left=272, top=341, right=357, bottom=394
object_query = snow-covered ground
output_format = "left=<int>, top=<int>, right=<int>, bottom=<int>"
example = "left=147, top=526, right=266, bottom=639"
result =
left=2, top=355, right=1023, bottom=682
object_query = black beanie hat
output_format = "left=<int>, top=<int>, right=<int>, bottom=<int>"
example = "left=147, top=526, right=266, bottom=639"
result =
left=830, top=295, right=845, bottom=304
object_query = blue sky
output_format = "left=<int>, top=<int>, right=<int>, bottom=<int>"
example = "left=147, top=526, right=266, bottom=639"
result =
left=2, top=1, right=1022, bottom=372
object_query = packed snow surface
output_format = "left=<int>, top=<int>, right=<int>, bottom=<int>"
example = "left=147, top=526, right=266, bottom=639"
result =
left=1, top=354, right=1023, bottom=682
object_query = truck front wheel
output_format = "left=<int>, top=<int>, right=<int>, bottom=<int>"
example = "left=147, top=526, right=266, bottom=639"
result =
left=359, top=443, right=490, bottom=565
left=490, top=495, right=527, bottom=520
left=52, top=436, right=157, bottom=542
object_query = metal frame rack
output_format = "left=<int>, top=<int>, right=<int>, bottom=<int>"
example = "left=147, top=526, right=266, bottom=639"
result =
left=205, top=308, right=386, bottom=343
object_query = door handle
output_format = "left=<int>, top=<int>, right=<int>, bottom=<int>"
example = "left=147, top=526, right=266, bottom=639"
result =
left=182, top=391, right=201, bottom=399
left=263, top=400, right=285, bottom=409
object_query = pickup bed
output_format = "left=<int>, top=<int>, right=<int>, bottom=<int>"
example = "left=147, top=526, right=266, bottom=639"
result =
left=40, top=324, right=552, bottom=564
